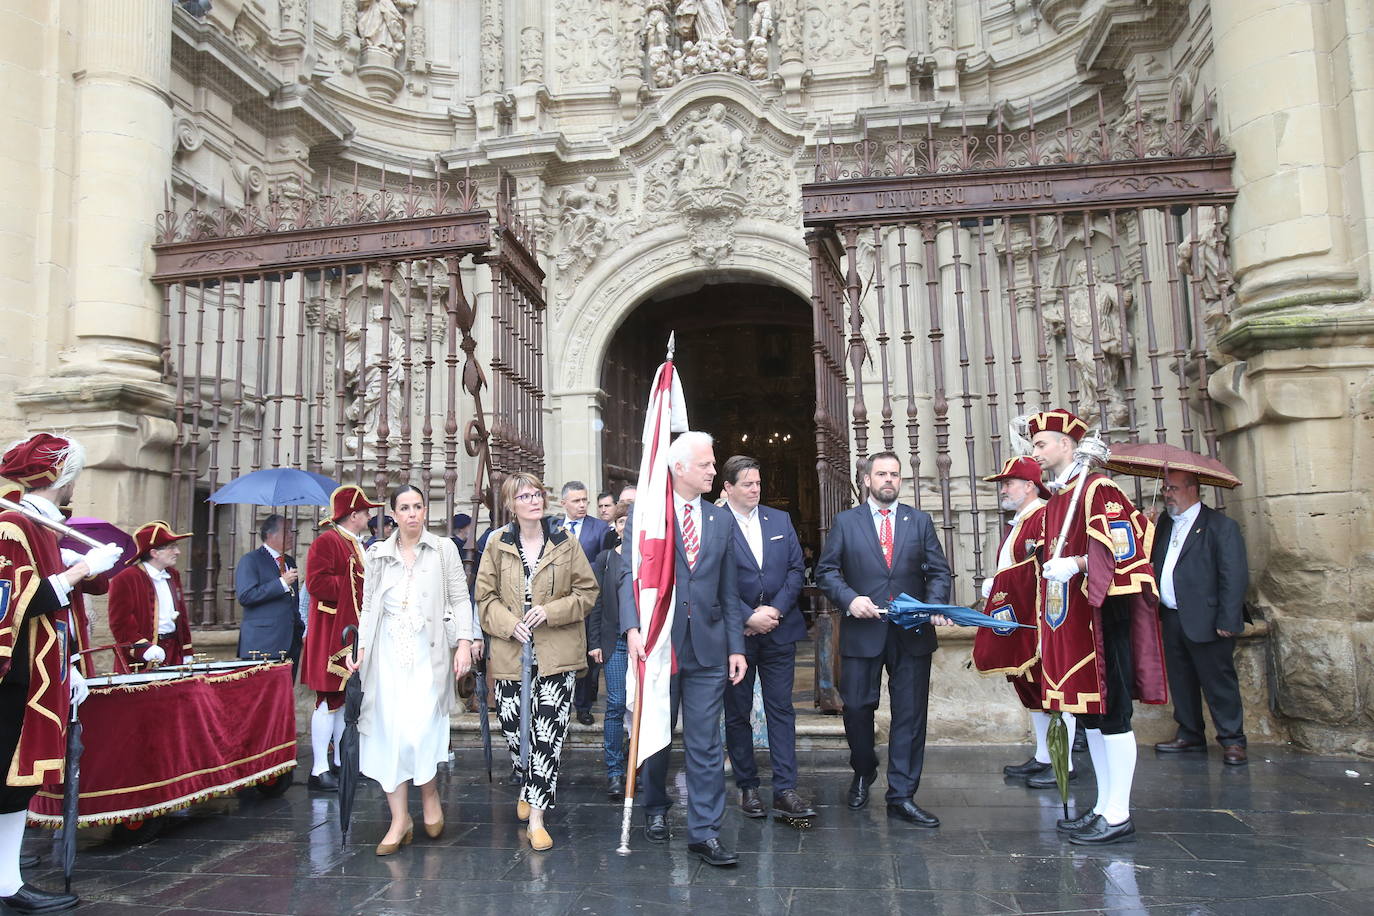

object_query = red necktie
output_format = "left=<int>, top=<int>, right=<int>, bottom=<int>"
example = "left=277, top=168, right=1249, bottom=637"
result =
left=682, top=504, right=699, bottom=568
left=879, top=509, right=893, bottom=569
left=276, top=556, right=287, bottom=576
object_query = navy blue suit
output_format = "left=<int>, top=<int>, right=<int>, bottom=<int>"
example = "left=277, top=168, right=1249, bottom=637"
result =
left=723, top=505, right=806, bottom=792
left=567, top=515, right=613, bottom=713
left=619, top=498, right=743, bottom=843
left=816, top=502, right=951, bottom=802
left=235, top=545, right=303, bottom=671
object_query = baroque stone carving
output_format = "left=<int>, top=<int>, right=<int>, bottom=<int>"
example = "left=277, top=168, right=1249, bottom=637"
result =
left=356, top=0, right=415, bottom=57
left=1044, top=259, right=1134, bottom=427
left=642, top=0, right=786, bottom=88
left=555, top=178, right=620, bottom=280
left=926, top=0, right=952, bottom=49
left=343, top=294, right=408, bottom=455
left=803, top=0, right=874, bottom=65
left=747, top=1, right=776, bottom=80
left=1178, top=207, right=1235, bottom=360
left=555, top=0, right=617, bottom=85
left=480, top=0, right=503, bottom=92
left=280, top=0, right=307, bottom=32
left=879, top=0, right=904, bottom=48
left=520, top=26, right=545, bottom=83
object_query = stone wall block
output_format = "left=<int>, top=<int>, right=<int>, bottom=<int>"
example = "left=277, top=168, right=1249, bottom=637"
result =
left=1270, top=618, right=1359, bottom=724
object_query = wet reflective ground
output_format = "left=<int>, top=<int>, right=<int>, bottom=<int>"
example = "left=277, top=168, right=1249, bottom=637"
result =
left=24, top=744, right=1374, bottom=915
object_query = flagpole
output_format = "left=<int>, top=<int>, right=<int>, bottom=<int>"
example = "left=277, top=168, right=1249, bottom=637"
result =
left=615, top=658, right=647, bottom=855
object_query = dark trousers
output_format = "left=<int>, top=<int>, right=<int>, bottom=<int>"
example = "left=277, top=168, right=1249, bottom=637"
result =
left=724, top=640, right=799, bottom=792
left=573, top=657, right=601, bottom=712
left=1078, top=598, right=1134, bottom=736
left=1160, top=607, right=1246, bottom=747
left=840, top=623, right=932, bottom=803
left=640, top=627, right=727, bottom=843
left=0, top=685, right=39, bottom=814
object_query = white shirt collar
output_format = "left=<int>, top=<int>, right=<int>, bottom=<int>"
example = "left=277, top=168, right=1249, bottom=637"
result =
left=868, top=497, right=897, bottom=516
left=673, top=491, right=702, bottom=516
left=20, top=494, right=62, bottom=522
left=1049, top=463, right=1078, bottom=490
left=263, top=544, right=282, bottom=560
left=143, top=561, right=171, bottom=582
left=1010, top=497, right=1045, bottom=525
left=336, top=525, right=362, bottom=544
left=727, top=501, right=758, bottom=523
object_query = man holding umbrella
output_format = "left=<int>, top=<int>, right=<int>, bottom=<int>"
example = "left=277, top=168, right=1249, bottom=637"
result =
left=302, top=486, right=382, bottom=792
left=1028, top=409, right=1167, bottom=845
left=0, top=433, right=122, bottom=913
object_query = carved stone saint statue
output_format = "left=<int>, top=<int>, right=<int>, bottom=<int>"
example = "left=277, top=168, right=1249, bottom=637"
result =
left=1046, top=259, right=1133, bottom=427
left=344, top=299, right=408, bottom=454
left=356, top=0, right=416, bottom=57
left=555, top=177, right=619, bottom=275
left=677, top=0, right=733, bottom=42
left=677, top=103, right=743, bottom=191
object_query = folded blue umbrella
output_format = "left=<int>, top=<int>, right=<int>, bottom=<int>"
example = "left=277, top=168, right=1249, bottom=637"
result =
left=208, top=467, right=339, bottom=507
left=882, top=593, right=1034, bottom=630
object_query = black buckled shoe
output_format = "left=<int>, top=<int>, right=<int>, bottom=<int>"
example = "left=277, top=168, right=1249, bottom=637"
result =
left=886, top=800, right=940, bottom=828
left=686, top=837, right=738, bottom=867
left=847, top=768, right=878, bottom=810
left=1026, top=769, right=1077, bottom=790
left=0, top=884, right=79, bottom=913
left=644, top=812, right=669, bottom=844
left=308, top=771, right=339, bottom=792
left=1003, top=757, right=1051, bottom=778
left=740, top=787, right=766, bottom=818
left=1056, top=809, right=1098, bottom=832
left=772, top=789, right=816, bottom=819
left=1068, top=815, right=1135, bottom=845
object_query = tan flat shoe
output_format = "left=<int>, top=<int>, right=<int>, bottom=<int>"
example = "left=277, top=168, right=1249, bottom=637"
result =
left=517, top=799, right=530, bottom=822
left=529, top=826, right=553, bottom=851
left=375, top=819, right=414, bottom=856
left=424, top=815, right=444, bottom=839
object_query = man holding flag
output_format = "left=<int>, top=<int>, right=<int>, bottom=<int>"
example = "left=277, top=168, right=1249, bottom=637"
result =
left=619, top=428, right=747, bottom=867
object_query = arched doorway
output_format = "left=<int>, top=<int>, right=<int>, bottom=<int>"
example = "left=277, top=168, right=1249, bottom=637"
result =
left=599, top=277, right=820, bottom=553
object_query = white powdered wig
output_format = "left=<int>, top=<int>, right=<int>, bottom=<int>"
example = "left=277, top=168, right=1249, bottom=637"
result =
left=3, top=434, right=86, bottom=489
left=665, top=430, right=714, bottom=474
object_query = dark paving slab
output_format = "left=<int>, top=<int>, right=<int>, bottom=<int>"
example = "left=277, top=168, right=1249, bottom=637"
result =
left=13, top=744, right=1371, bottom=914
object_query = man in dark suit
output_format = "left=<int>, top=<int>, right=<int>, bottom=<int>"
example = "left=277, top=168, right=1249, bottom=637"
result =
left=1151, top=470, right=1250, bottom=765
left=620, top=431, right=747, bottom=866
left=816, top=451, right=952, bottom=828
left=719, top=455, right=815, bottom=822
left=561, top=480, right=612, bottom=725
left=236, top=514, right=303, bottom=671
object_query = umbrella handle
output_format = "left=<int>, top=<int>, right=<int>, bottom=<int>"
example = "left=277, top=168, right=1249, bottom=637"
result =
left=342, top=625, right=359, bottom=664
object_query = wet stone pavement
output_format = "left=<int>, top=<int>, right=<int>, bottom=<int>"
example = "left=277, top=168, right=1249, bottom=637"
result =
left=19, top=744, right=1374, bottom=915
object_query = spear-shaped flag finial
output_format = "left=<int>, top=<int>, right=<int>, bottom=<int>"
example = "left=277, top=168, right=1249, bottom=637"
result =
left=666, top=331, right=676, bottom=361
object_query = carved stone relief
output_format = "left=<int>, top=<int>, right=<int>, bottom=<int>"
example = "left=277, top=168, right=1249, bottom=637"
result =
left=803, top=0, right=874, bottom=65
left=480, top=0, right=503, bottom=93
left=280, top=0, right=308, bottom=32
left=356, top=0, right=415, bottom=57
left=520, top=27, right=545, bottom=84
left=1043, top=258, right=1134, bottom=427
left=556, top=0, right=618, bottom=86
left=1178, top=207, right=1235, bottom=362
left=553, top=178, right=621, bottom=289
left=926, top=0, right=952, bottom=50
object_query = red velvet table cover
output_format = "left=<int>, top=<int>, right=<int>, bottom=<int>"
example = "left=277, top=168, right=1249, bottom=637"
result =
left=28, top=662, right=297, bottom=827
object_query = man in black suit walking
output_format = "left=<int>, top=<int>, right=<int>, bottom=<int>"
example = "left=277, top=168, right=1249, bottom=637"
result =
left=620, top=431, right=747, bottom=866
left=236, top=514, right=303, bottom=671
left=816, top=451, right=952, bottom=827
left=561, top=480, right=613, bottom=725
left=1151, top=470, right=1250, bottom=765
left=719, top=455, right=815, bottom=823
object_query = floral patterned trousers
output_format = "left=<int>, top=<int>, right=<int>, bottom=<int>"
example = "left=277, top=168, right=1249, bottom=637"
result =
left=496, top=663, right=577, bottom=810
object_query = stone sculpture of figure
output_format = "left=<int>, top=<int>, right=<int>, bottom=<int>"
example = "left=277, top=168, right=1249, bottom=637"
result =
left=357, top=0, right=416, bottom=56
left=1178, top=207, right=1234, bottom=346
left=1046, top=259, right=1132, bottom=427
left=678, top=104, right=743, bottom=191
left=555, top=177, right=618, bottom=273
left=746, top=1, right=774, bottom=79
left=344, top=299, right=407, bottom=453
left=644, top=0, right=676, bottom=87
left=677, top=0, right=733, bottom=42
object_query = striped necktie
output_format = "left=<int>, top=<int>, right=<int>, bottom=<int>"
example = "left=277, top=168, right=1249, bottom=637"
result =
left=682, top=504, right=699, bottom=568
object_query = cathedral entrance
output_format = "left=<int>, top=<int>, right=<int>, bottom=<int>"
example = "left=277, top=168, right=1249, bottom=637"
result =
left=600, top=278, right=821, bottom=553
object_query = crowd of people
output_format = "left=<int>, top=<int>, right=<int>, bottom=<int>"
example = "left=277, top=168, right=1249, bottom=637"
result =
left=0, top=406, right=1252, bottom=908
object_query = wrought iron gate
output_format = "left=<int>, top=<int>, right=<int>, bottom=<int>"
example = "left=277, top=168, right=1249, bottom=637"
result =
left=152, top=172, right=545, bottom=625
left=802, top=94, right=1237, bottom=601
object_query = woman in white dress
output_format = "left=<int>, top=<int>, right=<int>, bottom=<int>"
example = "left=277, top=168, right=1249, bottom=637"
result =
left=350, top=484, right=479, bottom=855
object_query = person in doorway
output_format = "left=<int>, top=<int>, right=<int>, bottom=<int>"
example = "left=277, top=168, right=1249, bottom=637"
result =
left=236, top=514, right=303, bottom=671
left=559, top=481, right=612, bottom=726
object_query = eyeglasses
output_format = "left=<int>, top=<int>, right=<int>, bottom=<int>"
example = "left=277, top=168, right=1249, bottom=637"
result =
left=514, top=492, right=544, bottom=503
left=1161, top=485, right=1194, bottom=493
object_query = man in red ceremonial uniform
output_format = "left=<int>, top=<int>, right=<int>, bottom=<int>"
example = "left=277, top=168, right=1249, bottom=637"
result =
left=972, top=457, right=1078, bottom=787
left=1029, top=410, right=1167, bottom=845
left=0, top=434, right=121, bottom=912
left=106, top=522, right=195, bottom=673
left=301, top=485, right=381, bottom=792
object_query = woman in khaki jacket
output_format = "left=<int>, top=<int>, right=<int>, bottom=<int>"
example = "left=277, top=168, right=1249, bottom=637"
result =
left=350, top=485, right=479, bottom=856
left=475, top=471, right=598, bottom=851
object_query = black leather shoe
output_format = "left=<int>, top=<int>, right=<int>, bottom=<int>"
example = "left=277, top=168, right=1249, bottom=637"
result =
left=847, top=768, right=878, bottom=810
left=1056, top=809, right=1097, bottom=832
left=886, top=800, right=940, bottom=828
left=1072, top=730, right=1088, bottom=754
left=1069, top=815, right=1136, bottom=845
left=0, top=884, right=79, bottom=913
left=687, top=837, right=738, bottom=867
left=644, top=813, right=669, bottom=844
left=1026, top=769, right=1078, bottom=790
left=1154, top=737, right=1206, bottom=753
left=1003, top=757, right=1051, bottom=778
left=576, top=709, right=595, bottom=726
left=308, top=771, right=339, bottom=792
left=607, top=775, right=625, bottom=800
left=772, top=789, right=816, bottom=819
left=18, top=854, right=38, bottom=869
left=740, top=787, right=766, bottom=818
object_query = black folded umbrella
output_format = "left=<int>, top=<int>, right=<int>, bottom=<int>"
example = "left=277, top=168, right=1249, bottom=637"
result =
left=517, top=640, right=533, bottom=779
left=473, top=654, right=493, bottom=782
left=61, top=702, right=83, bottom=893
left=338, top=625, right=363, bottom=843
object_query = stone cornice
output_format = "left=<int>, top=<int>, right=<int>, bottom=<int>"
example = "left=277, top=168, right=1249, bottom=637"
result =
left=1076, top=0, right=1188, bottom=74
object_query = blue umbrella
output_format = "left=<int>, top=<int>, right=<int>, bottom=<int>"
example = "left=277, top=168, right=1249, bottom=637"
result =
left=883, top=593, right=1035, bottom=630
left=208, top=468, right=339, bottom=507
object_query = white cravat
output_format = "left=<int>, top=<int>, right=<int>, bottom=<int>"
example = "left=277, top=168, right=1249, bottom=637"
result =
left=143, top=563, right=178, bottom=635
left=731, top=505, right=764, bottom=568
left=997, top=497, right=1046, bottom=572
left=21, top=494, right=73, bottom=607
left=1159, top=501, right=1202, bottom=610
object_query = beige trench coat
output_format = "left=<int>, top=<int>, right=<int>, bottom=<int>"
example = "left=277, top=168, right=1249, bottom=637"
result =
left=356, top=530, right=476, bottom=737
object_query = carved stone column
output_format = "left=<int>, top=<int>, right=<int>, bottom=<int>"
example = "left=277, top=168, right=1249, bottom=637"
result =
left=1208, top=0, right=1374, bottom=754
left=614, top=0, right=644, bottom=120
left=926, top=0, right=957, bottom=98
left=879, top=0, right=909, bottom=92
left=776, top=1, right=806, bottom=107
left=513, top=0, right=546, bottom=127
left=476, top=0, right=505, bottom=136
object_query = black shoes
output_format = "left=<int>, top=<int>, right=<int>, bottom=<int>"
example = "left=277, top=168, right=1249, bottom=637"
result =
left=687, top=837, right=738, bottom=867
left=0, top=884, right=79, bottom=913
left=847, top=768, right=878, bottom=809
left=1056, top=809, right=1097, bottom=832
left=1026, top=769, right=1077, bottom=790
left=1154, top=737, right=1206, bottom=753
left=308, top=771, right=339, bottom=792
left=1003, top=757, right=1051, bottom=778
left=19, top=854, right=38, bottom=869
left=886, top=800, right=940, bottom=828
left=607, top=775, right=625, bottom=800
left=740, top=787, right=766, bottom=818
left=644, top=812, right=669, bottom=844
left=576, top=709, right=595, bottom=726
left=1068, top=815, right=1135, bottom=845
left=772, top=789, right=816, bottom=819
